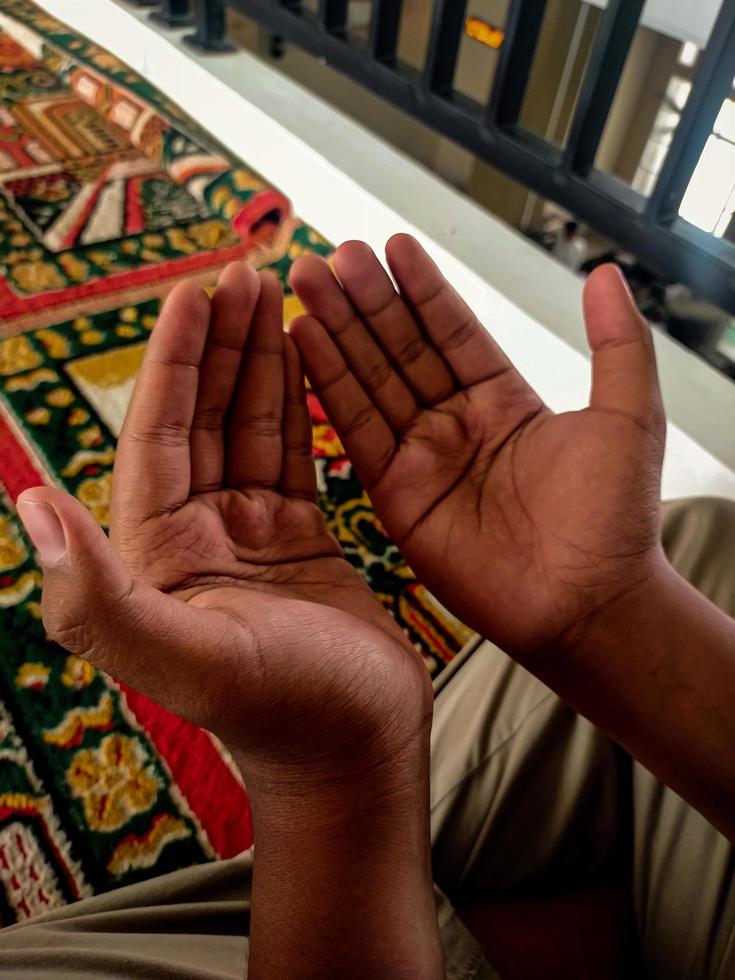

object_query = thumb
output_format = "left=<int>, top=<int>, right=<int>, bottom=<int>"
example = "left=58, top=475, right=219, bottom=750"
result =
left=15, top=487, right=240, bottom=730
left=583, top=264, right=665, bottom=440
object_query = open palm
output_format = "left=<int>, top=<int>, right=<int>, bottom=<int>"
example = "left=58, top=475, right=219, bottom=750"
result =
left=290, top=236, right=667, bottom=659
left=18, top=263, right=429, bottom=770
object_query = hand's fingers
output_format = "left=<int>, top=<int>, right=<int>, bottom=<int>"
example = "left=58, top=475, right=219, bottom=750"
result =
left=113, top=281, right=210, bottom=528
left=190, top=262, right=261, bottom=494
left=385, top=234, right=521, bottom=389
left=16, top=487, right=247, bottom=732
left=333, top=240, right=455, bottom=405
left=226, top=272, right=285, bottom=490
left=280, top=335, right=317, bottom=501
left=290, top=315, right=397, bottom=491
left=583, top=264, right=665, bottom=439
left=289, top=254, right=419, bottom=432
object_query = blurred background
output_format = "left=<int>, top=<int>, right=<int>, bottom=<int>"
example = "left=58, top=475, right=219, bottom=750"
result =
left=214, top=0, right=735, bottom=380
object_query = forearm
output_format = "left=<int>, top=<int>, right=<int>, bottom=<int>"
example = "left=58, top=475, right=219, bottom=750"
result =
left=243, top=748, right=443, bottom=980
left=534, top=562, right=735, bottom=841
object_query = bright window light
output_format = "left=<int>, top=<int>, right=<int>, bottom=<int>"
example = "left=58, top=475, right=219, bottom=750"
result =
left=668, top=76, right=691, bottom=111
left=678, top=41, right=699, bottom=67
left=679, top=135, right=735, bottom=235
left=714, top=98, right=735, bottom=142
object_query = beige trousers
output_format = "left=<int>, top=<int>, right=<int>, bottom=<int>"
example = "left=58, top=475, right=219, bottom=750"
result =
left=1, top=497, right=733, bottom=979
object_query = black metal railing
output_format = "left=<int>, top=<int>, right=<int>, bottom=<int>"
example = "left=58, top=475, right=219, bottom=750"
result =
left=150, top=0, right=194, bottom=28
left=143, top=0, right=735, bottom=319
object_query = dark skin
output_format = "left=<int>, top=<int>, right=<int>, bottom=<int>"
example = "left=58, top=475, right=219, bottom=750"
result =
left=288, top=237, right=665, bottom=663
left=17, top=264, right=443, bottom=980
left=287, top=236, right=735, bottom=972
left=289, top=237, right=735, bottom=845
left=16, top=236, right=735, bottom=977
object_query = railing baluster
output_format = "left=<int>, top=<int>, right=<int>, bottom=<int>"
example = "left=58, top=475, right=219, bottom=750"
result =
left=150, top=0, right=194, bottom=28
left=318, top=0, right=348, bottom=35
left=369, top=0, right=402, bottom=64
left=647, top=2, right=735, bottom=225
left=486, top=0, right=546, bottom=128
left=423, top=0, right=465, bottom=96
left=185, top=0, right=735, bottom=317
left=563, top=0, right=644, bottom=175
left=184, top=0, right=235, bottom=51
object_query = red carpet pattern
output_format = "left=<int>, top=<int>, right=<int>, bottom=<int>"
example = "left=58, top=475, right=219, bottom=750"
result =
left=0, top=0, right=473, bottom=926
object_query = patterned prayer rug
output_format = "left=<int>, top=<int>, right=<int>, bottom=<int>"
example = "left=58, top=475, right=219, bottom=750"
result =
left=0, top=0, right=473, bottom=926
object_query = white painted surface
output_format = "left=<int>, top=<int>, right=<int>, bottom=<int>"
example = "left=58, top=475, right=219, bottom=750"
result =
left=33, top=0, right=735, bottom=503
left=585, top=0, right=722, bottom=49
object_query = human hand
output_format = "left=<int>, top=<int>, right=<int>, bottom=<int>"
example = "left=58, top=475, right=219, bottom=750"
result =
left=15, top=263, right=432, bottom=790
left=289, top=236, right=667, bottom=662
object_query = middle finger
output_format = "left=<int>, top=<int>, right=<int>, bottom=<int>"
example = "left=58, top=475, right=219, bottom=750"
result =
left=289, top=254, right=419, bottom=433
left=333, top=240, right=455, bottom=406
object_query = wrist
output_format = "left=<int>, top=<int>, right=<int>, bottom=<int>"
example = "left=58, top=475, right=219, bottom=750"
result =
left=240, top=724, right=431, bottom=832
left=515, top=549, right=735, bottom=842
left=534, top=550, right=677, bottom=673
left=229, top=655, right=433, bottom=813
left=245, top=727, right=442, bottom=980
left=524, top=552, right=697, bottom=728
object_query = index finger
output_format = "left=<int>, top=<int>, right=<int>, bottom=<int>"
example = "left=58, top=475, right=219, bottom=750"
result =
left=112, top=280, right=211, bottom=530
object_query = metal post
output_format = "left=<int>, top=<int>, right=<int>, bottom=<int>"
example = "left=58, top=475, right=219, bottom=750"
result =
left=150, top=0, right=194, bottom=28
left=486, top=0, right=546, bottom=127
left=647, top=2, right=735, bottom=225
left=183, top=0, right=235, bottom=52
left=369, top=0, right=402, bottom=64
left=317, top=0, right=348, bottom=36
left=563, top=0, right=644, bottom=175
left=423, top=0, right=465, bottom=97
